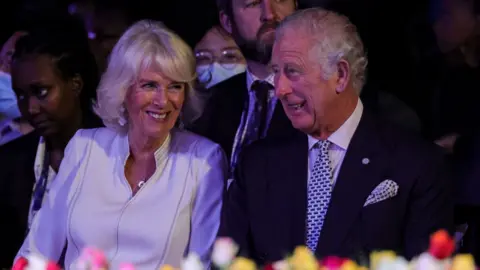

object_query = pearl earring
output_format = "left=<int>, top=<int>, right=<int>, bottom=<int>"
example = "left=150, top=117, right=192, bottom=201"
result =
left=118, top=106, right=127, bottom=126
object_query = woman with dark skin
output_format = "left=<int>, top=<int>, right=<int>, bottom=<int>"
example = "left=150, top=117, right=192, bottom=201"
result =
left=0, top=16, right=101, bottom=267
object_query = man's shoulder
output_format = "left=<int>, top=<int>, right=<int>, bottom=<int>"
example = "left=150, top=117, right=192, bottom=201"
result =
left=241, top=131, right=304, bottom=161
left=208, top=72, right=248, bottom=102
left=368, top=113, right=445, bottom=164
left=0, top=131, right=39, bottom=155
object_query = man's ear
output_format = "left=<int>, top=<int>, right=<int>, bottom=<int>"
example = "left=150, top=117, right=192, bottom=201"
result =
left=219, top=10, right=233, bottom=34
left=334, top=59, right=350, bottom=94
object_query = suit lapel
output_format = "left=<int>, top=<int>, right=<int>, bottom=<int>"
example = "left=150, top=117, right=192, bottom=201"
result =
left=268, top=132, right=309, bottom=255
left=213, top=73, right=248, bottom=159
left=316, top=112, right=387, bottom=257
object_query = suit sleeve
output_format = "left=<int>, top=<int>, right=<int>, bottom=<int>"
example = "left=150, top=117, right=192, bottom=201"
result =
left=404, top=152, right=454, bottom=258
left=14, top=130, right=88, bottom=264
left=218, top=148, right=253, bottom=258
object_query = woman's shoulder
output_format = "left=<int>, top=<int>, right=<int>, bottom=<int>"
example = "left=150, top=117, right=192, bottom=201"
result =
left=171, top=129, right=223, bottom=158
left=73, top=127, right=121, bottom=145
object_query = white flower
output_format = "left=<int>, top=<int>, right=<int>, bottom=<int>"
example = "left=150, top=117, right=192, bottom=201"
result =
left=375, top=256, right=409, bottom=270
left=272, top=260, right=290, bottom=270
left=211, top=237, right=239, bottom=267
left=411, top=253, right=446, bottom=270
left=181, top=253, right=204, bottom=270
left=25, top=253, right=48, bottom=270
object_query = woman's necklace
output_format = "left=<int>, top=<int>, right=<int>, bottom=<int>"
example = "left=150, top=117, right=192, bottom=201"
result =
left=132, top=179, right=146, bottom=195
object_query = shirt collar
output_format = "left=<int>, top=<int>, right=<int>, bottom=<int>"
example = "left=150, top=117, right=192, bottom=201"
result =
left=121, top=130, right=172, bottom=167
left=308, top=98, right=364, bottom=151
left=246, top=68, right=275, bottom=92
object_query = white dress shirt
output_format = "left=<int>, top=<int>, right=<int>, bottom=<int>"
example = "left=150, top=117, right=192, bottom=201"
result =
left=308, top=99, right=363, bottom=186
left=16, top=128, right=227, bottom=269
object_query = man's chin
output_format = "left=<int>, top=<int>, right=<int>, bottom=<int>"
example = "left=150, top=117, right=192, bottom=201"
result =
left=239, top=43, right=271, bottom=65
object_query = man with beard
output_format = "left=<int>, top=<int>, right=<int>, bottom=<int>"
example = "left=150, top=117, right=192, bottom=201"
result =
left=189, top=0, right=297, bottom=184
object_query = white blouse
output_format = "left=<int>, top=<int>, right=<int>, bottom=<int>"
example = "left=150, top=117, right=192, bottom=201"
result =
left=16, top=128, right=227, bottom=269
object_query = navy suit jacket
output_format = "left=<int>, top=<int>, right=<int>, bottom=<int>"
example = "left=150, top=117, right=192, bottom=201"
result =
left=220, top=111, right=454, bottom=264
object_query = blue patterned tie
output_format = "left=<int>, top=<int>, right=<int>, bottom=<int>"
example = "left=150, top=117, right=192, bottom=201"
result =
left=306, top=140, right=333, bottom=251
left=244, top=80, right=271, bottom=146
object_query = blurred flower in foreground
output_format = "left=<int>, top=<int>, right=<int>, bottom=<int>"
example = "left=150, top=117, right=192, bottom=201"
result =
left=181, top=253, right=203, bottom=270
left=230, top=257, right=256, bottom=270
left=289, top=246, right=318, bottom=270
left=428, top=230, right=455, bottom=260
left=451, top=254, right=476, bottom=270
left=212, top=237, right=239, bottom=268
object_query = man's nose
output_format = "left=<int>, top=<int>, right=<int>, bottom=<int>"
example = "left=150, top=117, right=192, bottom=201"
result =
left=274, top=73, right=292, bottom=99
left=261, top=0, right=276, bottom=22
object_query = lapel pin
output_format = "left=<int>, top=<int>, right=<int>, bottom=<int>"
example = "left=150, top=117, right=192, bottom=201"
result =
left=362, top=158, right=370, bottom=165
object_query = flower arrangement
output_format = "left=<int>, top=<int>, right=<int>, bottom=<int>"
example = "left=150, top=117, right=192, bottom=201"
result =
left=12, top=230, right=477, bottom=270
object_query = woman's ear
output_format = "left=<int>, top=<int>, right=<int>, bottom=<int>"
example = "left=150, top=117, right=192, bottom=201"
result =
left=71, top=74, right=84, bottom=97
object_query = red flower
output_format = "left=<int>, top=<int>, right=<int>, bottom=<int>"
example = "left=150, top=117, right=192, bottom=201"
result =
left=428, top=230, right=455, bottom=259
left=12, top=257, right=28, bottom=270
left=46, top=261, right=61, bottom=270
left=264, top=263, right=274, bottom=270
left=322, top=256, right=346, bottom=269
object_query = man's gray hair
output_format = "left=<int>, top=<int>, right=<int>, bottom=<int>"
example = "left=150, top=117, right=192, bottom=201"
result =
left=276, top=8, right=368, bottom=92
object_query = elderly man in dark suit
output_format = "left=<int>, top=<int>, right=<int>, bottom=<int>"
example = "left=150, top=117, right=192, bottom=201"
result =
left=220, top=8, right=454, bottom=264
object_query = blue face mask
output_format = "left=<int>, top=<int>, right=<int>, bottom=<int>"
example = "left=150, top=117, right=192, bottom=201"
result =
left=196, top=63, right=247, bottom=89
left=0, top=71, right=20, bottom=121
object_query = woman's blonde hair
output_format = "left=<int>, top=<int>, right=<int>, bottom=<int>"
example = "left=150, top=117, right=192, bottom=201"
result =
left=93, top=20, right=198, bottom=132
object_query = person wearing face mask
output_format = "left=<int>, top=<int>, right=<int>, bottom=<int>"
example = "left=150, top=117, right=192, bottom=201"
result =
left=188, top=0, right=298, bottom=185
left=195, top=26, right=246, bottom=89
left=182, top=26, right=247, bottom=125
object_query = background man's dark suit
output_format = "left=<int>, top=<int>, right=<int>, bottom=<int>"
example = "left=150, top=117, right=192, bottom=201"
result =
left=189, top=72, right=295, bottom=161
left=220, top=111, right=453, bottom=264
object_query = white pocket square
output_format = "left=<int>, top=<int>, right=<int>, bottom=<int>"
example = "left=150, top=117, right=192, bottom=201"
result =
left=363, top=179, right=399, bottom=207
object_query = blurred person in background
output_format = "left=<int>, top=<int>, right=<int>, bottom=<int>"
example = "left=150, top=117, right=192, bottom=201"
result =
left=189, top=0, right=297, bottom=183
left=0, top=31, right=34, bottom=145
left=183, top=25, right=246, bottom=124
left=68, top=0, right=130, bottom=73
left=15, top=20, right=226, bottom=269
left=412, top=0, right=480, bottom=262
left=0, top=15, right=101, bottom=268
left=195, top=26, right=246, bottom=89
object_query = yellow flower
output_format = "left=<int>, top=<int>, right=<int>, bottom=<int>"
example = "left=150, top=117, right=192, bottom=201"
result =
left=159, top=265, right=175, bottom=270
left=340, top=260, right=359, bottom=270
left=370, top=251, right=396, bottom=270
left=451, top=254, right=476, bottom=270
left=229, top=257, right=256, bottom=270
left=288, top=246, right=318, bottom=270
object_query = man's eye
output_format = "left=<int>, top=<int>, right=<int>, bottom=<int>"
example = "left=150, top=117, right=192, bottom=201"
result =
left=285, top=68, right=299, bottom=75
left=245, top=0, right=260, bottom=8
